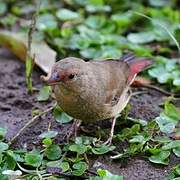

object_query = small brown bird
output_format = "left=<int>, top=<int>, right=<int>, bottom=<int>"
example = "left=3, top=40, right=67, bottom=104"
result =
left=42, top=54, right=153, bottom=144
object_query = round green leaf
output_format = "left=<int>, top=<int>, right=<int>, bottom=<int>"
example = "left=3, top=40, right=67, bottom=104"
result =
left=0, top=142, right=9, bottom=152
left=25, top=151, right=42, bottom=167
left=85, top=15, right=106, bottom=29
left=45, top=145, right=62, bottom=160
left=92, top=145, right=115, bottom=155
left=149, top=151, right=170, bottom=165
left=127, top=32, right=156, bottom=44
left=37, top=86, right=51, bottom=101
left=42, top=138, right=53, bottom=146
left=37, top=14, right=57, bottom=31
left=60, top=162, right=70, bottom=172
left=0, top=127, right=7, bottom=140
left=173, top=147, right=180, bottom=157
left=162, top=140, right=180, bottom=150
left=0, top=1, right=7, bottom=15
left=39, top=131, right=58, bottom=139
left=69, top=144, right=87, bottom=154
left=53, top=107, right=73, bottom=124
left=72, top=161, right=88, bottom=176
left=56, top=9, right=80, bottom=21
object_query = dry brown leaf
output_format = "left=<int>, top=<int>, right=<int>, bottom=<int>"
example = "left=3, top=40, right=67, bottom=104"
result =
left=132, top=76, right=152, bottom=87
left=0, top=30, right=56, bottom=73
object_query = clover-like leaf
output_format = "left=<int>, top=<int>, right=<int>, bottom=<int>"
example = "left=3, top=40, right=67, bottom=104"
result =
left=60, top=162, right=70, bottom=172
left=127, top=32, right=156, bottom=44
left=149, top=150, right=170, bottom=165
left=97, top=169, right=124, bottom=179
left=92, top=145, right=115, bottom=155
left=69, top=144, right=87, bottom=154
left=45, top=144, right=62, bottom=160
left=0, top=142, right=8, bottom=152
left=72, top=161, right=88, bottom=176
left=56, top=9, right=80, bottom=21
left=53, top=106, right=73, bottom=124
left=39, top=130, right=58, bottom=139
left=37, top=86, right=51, bottom=101
left=25, top=150, right=42, bottom=167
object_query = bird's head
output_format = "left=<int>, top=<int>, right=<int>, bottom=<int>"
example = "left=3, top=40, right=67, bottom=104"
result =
left=41, top=57, right=87, bottom=91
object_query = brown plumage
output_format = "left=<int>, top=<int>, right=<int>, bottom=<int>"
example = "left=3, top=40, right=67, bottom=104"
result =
left=42, top=54, right=153, bottom=144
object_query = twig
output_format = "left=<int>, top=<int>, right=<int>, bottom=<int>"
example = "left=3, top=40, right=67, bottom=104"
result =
left=9, top=103, right=57, bottom=145
left=139, top=84, right=180, bottom=97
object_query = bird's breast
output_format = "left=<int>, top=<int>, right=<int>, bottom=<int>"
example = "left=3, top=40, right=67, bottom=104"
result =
left=54, top=84, right=114, bottom=122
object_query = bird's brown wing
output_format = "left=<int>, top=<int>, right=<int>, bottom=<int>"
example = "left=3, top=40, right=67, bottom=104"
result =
left=89, top=60, right=130, bottom=106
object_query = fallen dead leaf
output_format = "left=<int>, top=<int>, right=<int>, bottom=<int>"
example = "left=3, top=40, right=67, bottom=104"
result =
left=0, top=30, right=56, bottom=73
left=132, top=76, right=152, bottom=87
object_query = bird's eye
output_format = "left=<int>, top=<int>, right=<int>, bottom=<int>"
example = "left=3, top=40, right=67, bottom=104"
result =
left=68, top=74, right=75, bottom=79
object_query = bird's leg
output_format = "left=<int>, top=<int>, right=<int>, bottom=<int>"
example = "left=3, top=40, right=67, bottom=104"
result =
left=66, top=119, right=81, bottom=142
left=103, top=116, right=116, bottom=146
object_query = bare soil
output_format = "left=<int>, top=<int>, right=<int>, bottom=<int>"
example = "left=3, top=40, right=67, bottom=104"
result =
left=0, top=48, right=179, bottom=180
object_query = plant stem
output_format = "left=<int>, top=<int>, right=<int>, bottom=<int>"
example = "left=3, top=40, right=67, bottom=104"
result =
left=26, top=0, right=41, bottom=93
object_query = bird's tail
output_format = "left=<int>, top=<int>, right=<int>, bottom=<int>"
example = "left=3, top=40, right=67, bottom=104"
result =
left=121, top=53, right=153, bottom=84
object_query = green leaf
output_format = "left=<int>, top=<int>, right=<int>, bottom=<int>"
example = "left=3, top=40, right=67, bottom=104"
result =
left=148, top=66, right=166, bottom=78
left=39, top=130, right=58, bottom=139
left=173, top=78, right=180, bottom=86
left=174, top=164, right=180, bottom=176
left=97, top=169, right=124, bottom=179
left=148, top=0, right=171, bottom=7
left=53, top=106, right=73, bottom=124
left=173, top=147, right=180, bottom=157
left=25, top=150, right=42, bottom=167
left=0, top=0, right=7, bottom=15
left=111, top=11, right=133, bottom=30
left=149, top=150, right=170, bottom=165
left=45, top=144, right=62, bottom=160
left=127, top=32, right=156, bottom=44
left=7, top=150, right=24, bottom=162
left=162, top=140, right=180, bottom=150
left=37, top=14, right=57, bottom=31
left=56, top=9, right=80, bottom=21
left=60, top=162, right=70, bottom=172
left=42, top=138, right=53, bottom=146
left=155, top=113, right=176, bottom=134
left=85, top=15, right=106, bottom=29
left=37, top=86, right=51, bottom=101
left=165, top=102, right=180, bottom=121
left=129, top=135, right=150, bottom=145
left=153, top=136, right=171, bottom=143
left=69, top=144, right=87, bottom=154
left=0, top=142, right=8, bottom=151
left=72, top=161, right=88, bottom=176
left=115, top=124, right=140, bottom=141
left=98, top=46, right=122, bottom=59
left=157, top=73, right=172, bottom=83
left=75, top=136, right=93, bottom=145
left=0, top=127, right=7, bottom=140
left=91, top=145, right=115, bottom=155
left=46, top=160, right=61, bottom=168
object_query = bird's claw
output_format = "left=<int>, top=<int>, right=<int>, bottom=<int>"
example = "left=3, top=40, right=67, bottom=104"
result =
left=102, top=136, right=113, bottom=146
left=64, top=119, right=81, bottom=142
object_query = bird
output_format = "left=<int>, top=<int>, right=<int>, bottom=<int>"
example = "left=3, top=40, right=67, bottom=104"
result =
left=41, top=53, right=153, bottom=145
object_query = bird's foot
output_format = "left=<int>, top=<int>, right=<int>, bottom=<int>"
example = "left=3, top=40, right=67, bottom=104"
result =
left=65, top=119, right=81, bottom=142
left=103, top=136, right=113, bottom=146
left=102, top=117, right=116, bottom=146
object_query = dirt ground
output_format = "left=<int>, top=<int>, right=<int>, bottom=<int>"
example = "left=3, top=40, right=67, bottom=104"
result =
left=0, top=48, right=179, bottom=180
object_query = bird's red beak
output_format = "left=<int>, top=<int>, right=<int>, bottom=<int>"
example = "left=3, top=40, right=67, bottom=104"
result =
left=41, top=72, right=60, bottom=86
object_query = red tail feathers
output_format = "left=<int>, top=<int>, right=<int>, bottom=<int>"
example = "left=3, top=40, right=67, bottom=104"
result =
left=121, top=53, right=153, bottom=84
